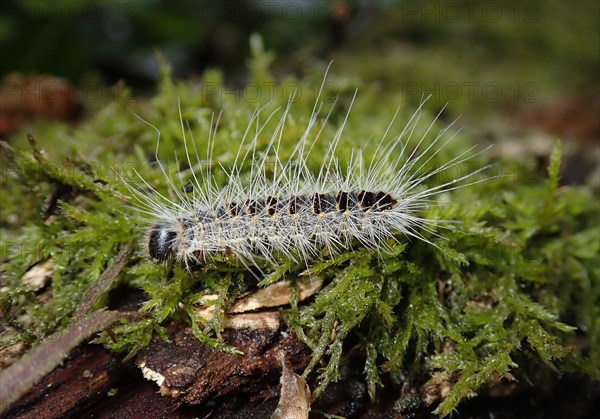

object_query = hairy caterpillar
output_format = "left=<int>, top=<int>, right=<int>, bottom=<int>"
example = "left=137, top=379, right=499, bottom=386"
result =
left=124, top=73, right=490, bottom=272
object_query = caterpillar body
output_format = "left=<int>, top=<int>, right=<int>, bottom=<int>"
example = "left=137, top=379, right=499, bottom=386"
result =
left=125, top=75, right=489, bottom=272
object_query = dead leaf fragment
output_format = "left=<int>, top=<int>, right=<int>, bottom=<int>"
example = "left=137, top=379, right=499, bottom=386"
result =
left=272, top=354, right=311, bottom=419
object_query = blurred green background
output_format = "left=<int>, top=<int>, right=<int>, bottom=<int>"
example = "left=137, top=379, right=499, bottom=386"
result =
left=2, top=0, right=598, bottom=182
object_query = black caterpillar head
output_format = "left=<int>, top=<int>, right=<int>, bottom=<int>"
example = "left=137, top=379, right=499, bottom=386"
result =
left=148, top=223, right=177, bottom=262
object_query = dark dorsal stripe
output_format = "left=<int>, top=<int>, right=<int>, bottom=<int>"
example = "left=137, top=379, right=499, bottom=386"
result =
left=311, top=193, right=336, bottom=214
left=227, top=202, right=241, bottom=216
left=374, top=191, right=396, bottom=211
left=312, top=193, right=324, bottom=214
left=266, top=196, right=278, bottom=216
left=288, top=195, right=300, bottom=215
left=245, top=199, right=259, bottom=215
left=320, top=193, right=336, bottom=213
left=336, top=190, right=349, bottom=212
left=218, top=190, right=396, bottom=219
left=357, top=190, right=374, bottom=211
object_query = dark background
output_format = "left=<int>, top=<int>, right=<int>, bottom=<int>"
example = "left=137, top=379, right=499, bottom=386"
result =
left=2, top=1, right=597, bottom=93
left=2, top=0, right=598, bottom=184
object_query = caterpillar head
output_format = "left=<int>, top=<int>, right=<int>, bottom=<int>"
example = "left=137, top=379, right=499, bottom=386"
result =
left=148, top=222, right=177, bottom=262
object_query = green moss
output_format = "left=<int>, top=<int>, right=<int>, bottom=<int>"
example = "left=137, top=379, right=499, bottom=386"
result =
left=1, top=51, right=598, bottom=416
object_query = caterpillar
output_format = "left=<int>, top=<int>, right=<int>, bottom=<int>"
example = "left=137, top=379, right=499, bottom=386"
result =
left=123, top=72, right=490, bottom=272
